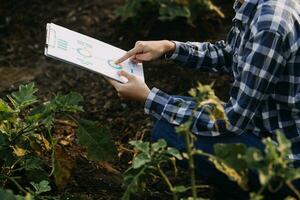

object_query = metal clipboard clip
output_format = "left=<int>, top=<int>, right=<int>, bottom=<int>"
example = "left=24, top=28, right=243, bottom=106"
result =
left=45, top=23, right=56, bottom=48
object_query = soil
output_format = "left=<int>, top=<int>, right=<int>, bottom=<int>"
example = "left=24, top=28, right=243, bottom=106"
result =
left=0, top=0, right=235, bottom=199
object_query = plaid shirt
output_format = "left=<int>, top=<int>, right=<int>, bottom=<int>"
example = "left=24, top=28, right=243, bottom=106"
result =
left=144, top=0, right=300, bottom=160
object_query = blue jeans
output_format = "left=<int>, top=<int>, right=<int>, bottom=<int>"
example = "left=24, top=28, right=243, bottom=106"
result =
left=151, top=97, right=300, bottom=199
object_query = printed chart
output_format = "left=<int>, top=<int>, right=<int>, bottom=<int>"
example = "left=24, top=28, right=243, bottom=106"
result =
left=45, top=23, right=144, bottom=83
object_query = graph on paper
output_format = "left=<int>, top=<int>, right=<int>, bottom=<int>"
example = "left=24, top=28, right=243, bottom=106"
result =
left=44, top=23, right=144, bottom=83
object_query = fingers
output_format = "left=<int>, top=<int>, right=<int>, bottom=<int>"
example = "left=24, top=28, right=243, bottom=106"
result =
left=115, top=46, right=142, bottom=64
left=135, top=52, right=152, bottom=61
left=104, top=77, right=121, bottom=89
left=131, top=57, right=141, bottom=63
left=118, top=70, right=134, bottom=80
left=130, top=55, right=143, bottom=63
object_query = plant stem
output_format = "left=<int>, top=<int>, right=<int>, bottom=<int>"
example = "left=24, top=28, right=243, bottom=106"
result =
left=48, top=129, right=57, bottom=176
left=5, top=175, right=28, bottom=194
left=10, top=157, right=22, bottom=170
left=184, top=131, right=197, bottom=199
left=13, top=122, right=43, bottom=144
left=157, top=164, right=178, bottom=200
left=256, top=184, right=267, bottom=197
left=194, top=151, right=212, bottom=158
left=287, top=181, right=300, bottom=199
left=185, top=185, right=210, bottom=190
left=66, top=114, right=79, bottom=125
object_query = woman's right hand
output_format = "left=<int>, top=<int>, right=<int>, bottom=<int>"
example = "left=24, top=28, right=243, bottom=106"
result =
left=115, top=40, right=176, bottom=64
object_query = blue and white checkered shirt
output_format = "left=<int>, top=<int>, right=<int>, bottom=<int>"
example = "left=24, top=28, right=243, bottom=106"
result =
left=144, top=0, right=300, bottom=160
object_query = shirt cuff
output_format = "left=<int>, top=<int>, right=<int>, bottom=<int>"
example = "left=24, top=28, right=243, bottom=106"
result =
left=144, top=87, right=170, bottom=119
left=165, top=41, right=181, bottom=60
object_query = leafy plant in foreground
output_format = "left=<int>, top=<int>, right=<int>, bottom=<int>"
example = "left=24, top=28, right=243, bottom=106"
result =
left=202, top=132, right=300, bottom=199
left=187, top=83, right=300, bottom=199
left=122, top=83, right=225, bottom=200
left=123, top=82, right=300, bottom=199
left=180, top=83, right=300, bottom=199
left=0, top=83, right=117, bottom=198
left=122, top=139, right=188, bottom=200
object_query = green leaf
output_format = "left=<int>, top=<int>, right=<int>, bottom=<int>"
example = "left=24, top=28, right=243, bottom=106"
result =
left=7, top=82, right=38, bottom=110
left=283, top=168, right=300, bottom=181
left=0, top=99, right=15, bottom=121
left=23, top=158, right=44, bottom=171
left=258, top=171, right=270, bottom=186
left=263, top=138, right=279, bottom=163
left=132, top=153, right=151, bottom=169
left=130, top=140, right=150, bottom=154
left=249, top=192, right=264, bottom=200
left=114, top=0, right=142, bottom=21
left=212, top=143, right=249, bottom=190
left=214, top=143, right=248, bottom=172
left=122, top=167, right=147, bottom=200
left=0, top=134, right=5, bottom=145
left=159, top=4, right=191, bottom=21
left=244, top=148, right=265, bottom=169
left=52, top=92, right=84, bottom=112
left=276, top=130, right=292, bottom=156
left=0, top=189, right=17, bottom=200
left=27, top=103, right=55, bottom=130
left=151, top=139, right=167, bottom=152
left=166, top=147, right=183, bottom=160
left=284, top=196, right=298, bottom=200
left=0, top=190, right=32, bottom=200
left=28, top=92, right=83, bottom=130
left=30, top=180, right=51, bottom=195
left=76, top=119, right=117, bottom=161
left=172, top=185, right=189, bottom=193
left=186, top=197, right=208, bottom=200
left=28, top=103, right=51, bottom=120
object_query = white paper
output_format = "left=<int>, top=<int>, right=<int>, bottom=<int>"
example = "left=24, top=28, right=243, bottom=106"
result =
left=45, top=23, right=144, bottom=83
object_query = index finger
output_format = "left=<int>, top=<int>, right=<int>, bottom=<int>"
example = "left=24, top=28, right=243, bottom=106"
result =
left=115, top=46, right=141, bottom=64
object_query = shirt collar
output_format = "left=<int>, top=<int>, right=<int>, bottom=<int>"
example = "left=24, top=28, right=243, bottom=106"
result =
left=233, top=0, right=259, bottom=24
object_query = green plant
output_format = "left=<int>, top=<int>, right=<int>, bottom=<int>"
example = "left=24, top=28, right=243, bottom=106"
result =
left=0, top=188, right=34, bottom=200
left=185, top=83, right=300, bottom=199
left=174, top=82, right=228, bottom=199
left=122, top=82, right=300, bottom=199
left=202, top=132, right=300, bottom=199
left=122, top=139, right=192, bottom=200
left=0, top=83, right=117, bottom=198
left=115, top=0, right=224, bottom=24
left=123, top=138, right=211, bottom=200
left=184, top=83, right=300, bottom=199
left=122, top=83, right=226, bottom=200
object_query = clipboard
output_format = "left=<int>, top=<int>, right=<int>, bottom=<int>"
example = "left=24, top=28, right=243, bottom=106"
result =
left=45, top=23, right=144, bottom=83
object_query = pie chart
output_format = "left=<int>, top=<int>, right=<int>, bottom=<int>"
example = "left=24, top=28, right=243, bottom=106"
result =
left=107, top=59, right=122, bottom=70
left=77, top=48, right=92, bottom=58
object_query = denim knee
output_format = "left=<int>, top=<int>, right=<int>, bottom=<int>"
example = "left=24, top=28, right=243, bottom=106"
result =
left=151, top=119, right=186, bottom=150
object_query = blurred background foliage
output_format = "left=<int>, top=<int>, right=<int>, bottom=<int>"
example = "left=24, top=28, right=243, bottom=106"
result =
left=115, top=0, right=225, bottom=24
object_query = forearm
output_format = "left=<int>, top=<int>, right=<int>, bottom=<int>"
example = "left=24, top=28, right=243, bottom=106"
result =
left=145, top=88, right=232, bottom=137
left=161, top=40, right=176, bottom=56
left=166, top=41, right=233, bottom=75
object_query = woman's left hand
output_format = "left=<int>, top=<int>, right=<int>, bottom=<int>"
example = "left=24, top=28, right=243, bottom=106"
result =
left=106, top=71, right=150, bottom=103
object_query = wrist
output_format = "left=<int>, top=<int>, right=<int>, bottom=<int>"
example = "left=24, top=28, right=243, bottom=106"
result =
left=162, top=40, right=176, bottom=55
left=141, top=88, right=151, bottom=103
